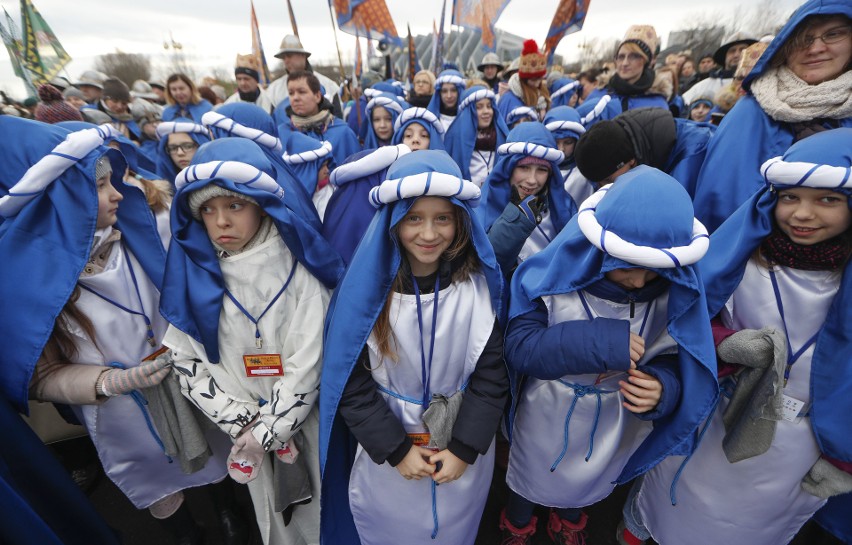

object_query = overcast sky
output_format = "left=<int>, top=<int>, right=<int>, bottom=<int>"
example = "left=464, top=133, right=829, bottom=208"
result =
left=0, top=0, right=803, bottom=99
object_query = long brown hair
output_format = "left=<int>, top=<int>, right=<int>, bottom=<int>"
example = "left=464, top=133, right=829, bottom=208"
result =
left=371, top=204, right=480, bottom=362
left=48, top=285, right=99, bottom=360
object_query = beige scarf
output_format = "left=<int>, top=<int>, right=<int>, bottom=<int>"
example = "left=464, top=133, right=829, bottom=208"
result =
left=750, top=65, right=852, bottom=123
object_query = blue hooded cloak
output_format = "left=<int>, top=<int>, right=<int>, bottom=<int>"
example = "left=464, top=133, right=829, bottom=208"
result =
left=549, top=77, right=581, bottom=108
left=692, top=0, right=852, bottom=232
left=201, top=104, right=324, bottom=232
left=318, top=150, right=504, bottom=545
left=443, top=86, right=509, bottom=181
left=509, top=166, right=719, bottom=482
left=321, top=144, right=411, bottom=264
left=0, top=118, right=166, bottom=413
left=158, top=138, right=345, bottom=364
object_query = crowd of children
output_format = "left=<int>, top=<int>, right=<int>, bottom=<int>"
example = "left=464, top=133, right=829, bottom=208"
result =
left=0, top=1, right=850, bottom=544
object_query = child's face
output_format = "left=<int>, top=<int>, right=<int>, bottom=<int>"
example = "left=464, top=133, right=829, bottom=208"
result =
left=200, top=196, right=265, bottom=252
left=440, top=83, right=459, bottom=109
left=95, top=173, right=123, bottom=229
left=402, top=123, right=430, bottom=151
left=371, top=106, right=394, bottom=141
left=556, top=137, right=577, bottom=160
left=475, top=98, right=493, bottom=129
left=510, top=163, right=550, bottom=198
left=398, top=197, right=457, bottom=277
left=774, top=187, right=851, bottom=245
left=690, top=103, right=711, bottom=122
left=605, top=268, right=659, bottom=291
left=167, top=132, right=199, bottom=170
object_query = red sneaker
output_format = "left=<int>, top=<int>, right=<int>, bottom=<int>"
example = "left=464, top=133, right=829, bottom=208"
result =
left=546, top=509, right=588, bottom=545
left=499, top=508, right=537, bottom=545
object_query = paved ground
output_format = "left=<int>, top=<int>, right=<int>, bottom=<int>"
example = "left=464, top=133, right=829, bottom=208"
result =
left=50, top=436, right=843, bottom=545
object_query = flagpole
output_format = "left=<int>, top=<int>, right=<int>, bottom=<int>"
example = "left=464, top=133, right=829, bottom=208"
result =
left=326, top=2, right=347, bottom=84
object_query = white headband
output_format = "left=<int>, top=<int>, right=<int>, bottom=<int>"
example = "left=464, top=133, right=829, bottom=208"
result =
left=506, top=106, right=540, bottom=126
left=369, top=171, right=480, bottom=208
left=497, top=141, right=564, bottom=163
left=545, top=120, right=586, bottom=136
left=435, top=74, right=465, bottom=89
left=0, top=124, right=120, bottom=218
left=458, top=88, right=496, bottom=111
left=761, top=156, right=852, bottom=189
left=156, top=120, right=210, bottom=139
left=281, top=140, right=333, bottom=165
left=175, top=160, right=283, bottom=199
left=366, top=96, right=405, bottom=118
left=577, top=187, right=709, bottom=268
left=394, top=107, right=445, bottom=134
left=550, top=80, right=580, bottom=100
left=329, top=144, right=411, bottom=186
left=201, top=111, right=282, bottom=154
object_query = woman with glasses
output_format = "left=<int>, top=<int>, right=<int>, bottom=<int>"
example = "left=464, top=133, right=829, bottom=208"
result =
left=692, top=0, right=852, bottom=233
left=155, top=118, right=210, bottom=184
left=577, top=26, right=671, bottom=128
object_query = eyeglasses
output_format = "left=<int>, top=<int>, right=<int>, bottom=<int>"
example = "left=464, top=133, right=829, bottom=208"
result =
left=166, top=142, right=199, bottom=154
left=615, top=52, right=645, bottom=63
left=795, top=26, right=852, bottom=50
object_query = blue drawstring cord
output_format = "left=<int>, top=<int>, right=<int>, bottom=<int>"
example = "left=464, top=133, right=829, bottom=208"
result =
left=550, top=381, right=616, bottom=472
left=108, top=362, right=172, bottom=463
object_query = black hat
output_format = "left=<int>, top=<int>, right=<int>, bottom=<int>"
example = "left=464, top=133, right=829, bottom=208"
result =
left=574, top=120, right=635, bottom=183
left=102, top=78, right=131, bottom=103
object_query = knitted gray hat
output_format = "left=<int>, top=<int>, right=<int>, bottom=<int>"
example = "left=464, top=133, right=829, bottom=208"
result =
left=95, top=156, right=112, bottom=180
left=187, top=184, right=259, bottom=220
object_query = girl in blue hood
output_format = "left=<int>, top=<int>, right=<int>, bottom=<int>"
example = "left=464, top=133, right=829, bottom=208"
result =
left=427, top=69, right=466, bottom=134
left=443, top=86, right=509, bottom=187
left=631, top=129, right=852, bottom=545
left=364, top=92, right=409, bottom=149
left=391, top=107, right=447, bottom=151
left=319, top=150, right=507, bottom=545
left=479, top=122, right=577, bottom=275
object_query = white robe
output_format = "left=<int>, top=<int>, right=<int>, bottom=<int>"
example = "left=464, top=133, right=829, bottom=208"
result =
left=348, top=273, right=496, bottom=545
left=636, top=259, right=835, bottom=545
left=507, top=289, right=671, bottom=507
left=165, top=232, right=330, bottom=545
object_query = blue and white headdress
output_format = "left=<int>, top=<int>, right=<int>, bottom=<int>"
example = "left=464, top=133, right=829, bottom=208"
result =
left=322, top=145, right=412, bottom=264
left=511, top=165, right=718, bottom=483
left=444, top=86, right=510, bottom=181
left=0, top=117, right=164, bottom=413
left=281, top=132, right=335, bottom=194
left=427, top=69, right=466, bottom=117
left=549, top=77, right=581, bottom=108
left=506, top=106, right=540, bottom=127
left=319, top=150, right=504, bottom=545
left=391, top=107, right=446, bottom=151
left=702, top=129, right=852, bottom=463
left=363, top=92, right=409, bottom=149
left=155, top=117, right=211, bottom=182
left=543, top=106, right=585, bottom=143
left=160, top=138, right=345, bottom=363
left=479, top=121, right=576, bottom=231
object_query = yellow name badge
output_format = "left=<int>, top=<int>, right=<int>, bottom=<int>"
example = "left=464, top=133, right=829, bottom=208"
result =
left=242, top=354, right=284, bottom=378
